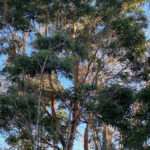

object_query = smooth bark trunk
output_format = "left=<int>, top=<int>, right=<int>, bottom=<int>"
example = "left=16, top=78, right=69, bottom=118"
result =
left=23, top=32, right=27, bottom=54
left=84, top=122, right=90, bottom=150
left=67, top=59, right=79, bottom=150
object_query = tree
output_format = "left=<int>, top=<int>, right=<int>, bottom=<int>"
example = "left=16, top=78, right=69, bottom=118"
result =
left=0, top=0, right=149, bottom=149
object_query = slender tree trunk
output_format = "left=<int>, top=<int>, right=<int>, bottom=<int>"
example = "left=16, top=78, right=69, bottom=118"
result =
left=35, top=90, right=41, bottom=150
left=101, top=126, right=107, bottom=150
left=93, top=128, right=100, bottom=150
left=12, top=31, right=18, bottom=54
left=67, top=102, right=79, bottom=150
left=23, top=32, right=27, bottom=54
left=49, top=73, right=66, bottom=148
left=119, top=134, right=122, bottom=150
left=67, top=60, right=79, bottom=150
left=48, top=74, right=57, bottom=122
left=33, top=140, right=37, bottom=150
left=106, top=125, right=114, bottom=149
left=84, top=113, right=92, bottom=150
left=84, top=122, right=90, bottom=150
left=44, top=24, right=48, bottom=36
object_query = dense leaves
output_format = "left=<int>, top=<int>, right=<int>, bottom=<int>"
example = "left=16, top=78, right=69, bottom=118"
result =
left=96, top=85, right=134, bottom=129
left=0, top=0, right=150, bottom=149
left=3, top=50, right=73, bottom=78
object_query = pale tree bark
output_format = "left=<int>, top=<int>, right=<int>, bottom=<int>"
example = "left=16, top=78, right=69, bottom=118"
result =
left=84, top=113, right=92, bottom=150
left=44, top=24, right=48, bottom=36
left=23, top=32, right=28, bottom=54
left=12, top=31, right=18, bottom=54
left=101, top=126, right=107, bottom=150
left=92, top=128, right=100, bottom=150
left=106, top=125, right=114, bottom=150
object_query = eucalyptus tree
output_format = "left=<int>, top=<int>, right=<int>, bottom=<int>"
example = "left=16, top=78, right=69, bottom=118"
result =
left=0, top=0, right=150, bottom=150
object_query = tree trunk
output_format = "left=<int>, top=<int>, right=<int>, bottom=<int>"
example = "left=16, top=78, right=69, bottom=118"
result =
left=101, top=126, right=107, bottom=150
left=67, top=102, right=79, bottom=150
left=84, top=113, right=92, bottom=150
left=93, top=128, right=100, bottom=150
left=23, top=32, right=27, bottom=54
left=67, top=60, right=79, bottom=150
left=49, top=74, right=66, bottom=148
left=84, top=122, right=90, bottom=150
left=44, top=24, right=48, bottom=36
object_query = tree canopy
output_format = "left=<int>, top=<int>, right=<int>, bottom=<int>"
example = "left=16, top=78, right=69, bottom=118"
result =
left=0, top=0, right=150, bottom=150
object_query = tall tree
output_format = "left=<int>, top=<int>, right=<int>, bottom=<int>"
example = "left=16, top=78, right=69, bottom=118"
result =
left=0, top=0, right=150, bottom=149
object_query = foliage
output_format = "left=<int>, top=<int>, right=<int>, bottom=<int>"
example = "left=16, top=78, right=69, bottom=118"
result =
left=0, top=0, right=150, bottom=149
